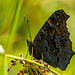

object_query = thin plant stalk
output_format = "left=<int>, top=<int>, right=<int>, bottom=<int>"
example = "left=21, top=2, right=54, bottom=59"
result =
left=4, top=0, right=23, bottom=75
left=4, top=0, right=23, bottom=52
left=6, top=54, right=60, bottom=75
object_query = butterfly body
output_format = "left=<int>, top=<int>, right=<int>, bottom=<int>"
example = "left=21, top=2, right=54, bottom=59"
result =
left=27, top=10, right=74, bottom=70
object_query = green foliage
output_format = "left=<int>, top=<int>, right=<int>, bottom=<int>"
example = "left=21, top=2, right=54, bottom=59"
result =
left=0, top=0, right=75, bottom=75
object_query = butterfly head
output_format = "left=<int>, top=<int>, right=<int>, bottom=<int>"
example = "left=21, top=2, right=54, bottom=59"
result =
left=27, top=39, right=33, bottom=55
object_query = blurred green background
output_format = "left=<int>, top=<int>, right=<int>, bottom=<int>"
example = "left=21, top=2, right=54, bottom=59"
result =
left=0, top=0, right=75, bottom=75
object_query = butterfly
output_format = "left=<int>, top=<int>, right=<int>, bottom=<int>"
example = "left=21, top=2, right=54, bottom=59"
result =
left=27, top=9, right=75, bottom=70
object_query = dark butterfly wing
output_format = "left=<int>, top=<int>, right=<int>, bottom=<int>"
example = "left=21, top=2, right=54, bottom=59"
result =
left=28, top=10, right=75, bottom=70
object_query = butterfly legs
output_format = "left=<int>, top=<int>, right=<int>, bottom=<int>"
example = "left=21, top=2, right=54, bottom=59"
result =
left=41, top=53, right=44, bottom=65
left=31, top=47, right=33, bottom=60
left=25, top=47, right=33, bottom=60
left=25, top=49, right=29, bottom=58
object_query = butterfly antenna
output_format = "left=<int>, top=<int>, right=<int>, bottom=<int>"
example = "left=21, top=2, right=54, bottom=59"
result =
left=41, top=53, right=44, bottom=65
left=24, top=17, right=32, bottom=41
left=24, top=17, right=33, bottom=58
